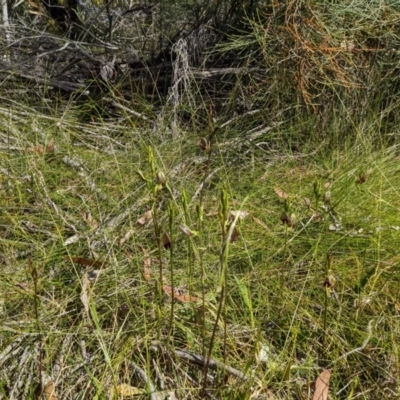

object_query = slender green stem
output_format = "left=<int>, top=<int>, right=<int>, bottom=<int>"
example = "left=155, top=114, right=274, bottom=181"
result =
left=202, top=192, right=244, bottom=394
left=167, top=202, right=175, bottom=342
left=29, top=259, right=43, bottom=396
left=323, top=253, right=332, bottom=346
left=152, top=202, right=164, bottom=341
left=197, top=126, right=218, bottom=359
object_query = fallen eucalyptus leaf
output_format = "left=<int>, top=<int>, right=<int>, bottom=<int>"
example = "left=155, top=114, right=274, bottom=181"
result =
left=137, top=210, right=152, bottom=226
left=43, top=380, right=57, bottom=400
left=83, top=212, right=99, bottom=229
left=274, top=187, right=288, bottom=199
left=252, top=216, right=271, bottom=231
left=109, top=383, right=143, bottom=398
left=313, top=369, right=331, bottom=400
left=65, top=257, right=104, bottom=269
left=163, top=285, right=199, bottom=303
left=179, top=224, right=197, bottom=237
left=143, top=257, right=151, bottom=281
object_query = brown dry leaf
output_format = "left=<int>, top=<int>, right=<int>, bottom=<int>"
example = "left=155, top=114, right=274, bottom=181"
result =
left=80, top=274, right=90, bottom=318
left=120, top=229, right=134, bottom=245
left=312, top=369, right=331, bottom=400
left=229, top=210, right=249, bottom=220
left=27, top=141, right=55, bottom=155
left=109, top=384, right=143, bottom=398
left=274, top=187, right=288, bottom=199
left=163, top=285, right=199, bottom=303
left=15, top=282, right=31, bottom=293
left=143, top=257, right=151, bottom=281
left=43, top=380, right=57, bottom=400
left=323, top=182, right=331, bottom=189
left=137, top=210, right=152, bottom=226
left=179, top=224, right=195, bottom=237
left=252, top=216, right=271, bottom=231
left=42, top=380, right=57, bottom=400
left=205, top=210, right=219, bottom=218
left=83, top=212, right=99, bottom=229
left=304, top=197, right=311, bottom=208
left=65, top=256, right=104, bottom=269
left=340, top=40, right=355, bottom=51
left=27, top=0, right=43, bottom=11
left=162, top=232, right=172, bottom=249
left=140, top=247, right=152, bottom=281
left=27, top=144, right=45, bottom=154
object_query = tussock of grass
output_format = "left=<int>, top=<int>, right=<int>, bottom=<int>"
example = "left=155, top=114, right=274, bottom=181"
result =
left=1, top=97, right=400, bottom=399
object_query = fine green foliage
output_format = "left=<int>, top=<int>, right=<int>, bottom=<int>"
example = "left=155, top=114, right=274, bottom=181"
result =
left=1, top=92, right=400, bottom=399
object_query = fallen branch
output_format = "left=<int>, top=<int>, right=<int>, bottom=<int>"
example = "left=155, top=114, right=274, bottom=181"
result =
left=129, top=361, right=158, bottom=400
left=174, top=349, right=249, bottom=381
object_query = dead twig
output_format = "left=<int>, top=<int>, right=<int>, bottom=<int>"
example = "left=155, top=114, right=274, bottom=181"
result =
left=129, top=361, right=158, bottom=400
left=174, top=349, right=249, bottom=381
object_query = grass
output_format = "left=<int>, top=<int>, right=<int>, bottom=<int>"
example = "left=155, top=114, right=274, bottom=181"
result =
left=1, top=96, right=400, bottom=399
left=3, top=0, right=400, bottom=397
